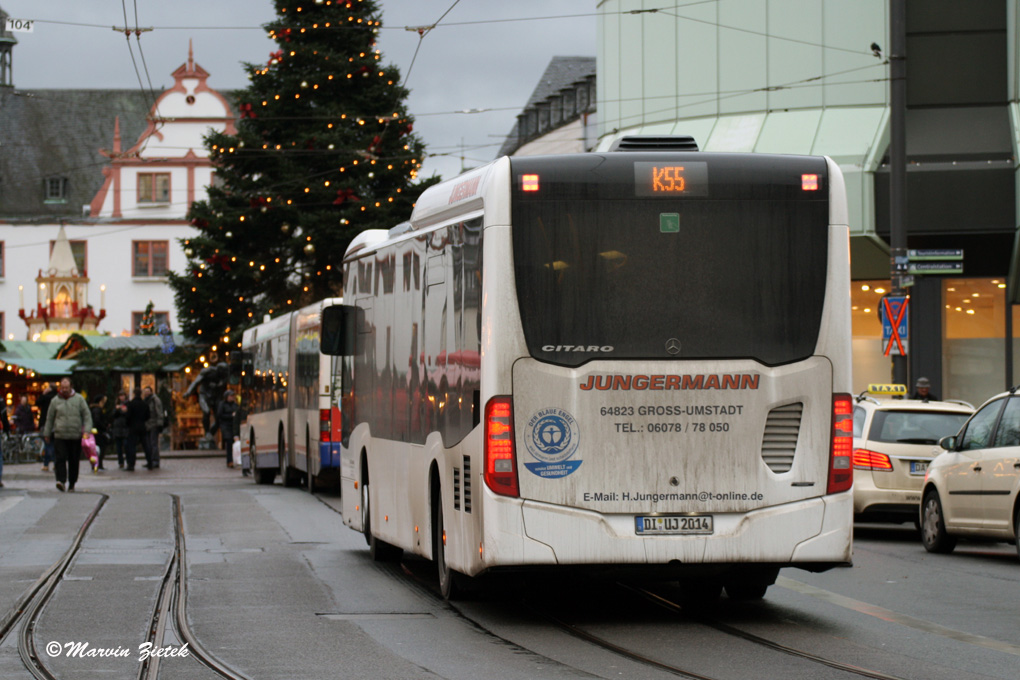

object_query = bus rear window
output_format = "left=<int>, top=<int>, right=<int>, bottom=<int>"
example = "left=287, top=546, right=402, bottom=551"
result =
left=511, top=196, right=829, bottom=366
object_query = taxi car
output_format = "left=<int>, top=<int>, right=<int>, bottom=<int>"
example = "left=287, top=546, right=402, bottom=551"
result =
left=922, top=389, right=1020, bottom=558
left=853, top=385, right=973, bottom=525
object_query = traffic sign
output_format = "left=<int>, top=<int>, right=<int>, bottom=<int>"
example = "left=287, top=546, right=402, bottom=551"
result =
left=881, top=296, right=909, bottom=357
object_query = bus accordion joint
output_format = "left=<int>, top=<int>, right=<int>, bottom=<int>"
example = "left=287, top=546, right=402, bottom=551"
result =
left=484, top=396, right=519, bottom=497
left=828, top=394, right=854, bottom=494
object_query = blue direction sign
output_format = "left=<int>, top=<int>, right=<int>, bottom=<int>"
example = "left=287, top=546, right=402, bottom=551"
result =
left=881, top=296, right=909, bottom=356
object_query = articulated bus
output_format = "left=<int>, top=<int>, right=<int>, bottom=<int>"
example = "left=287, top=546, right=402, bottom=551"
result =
left=322, top=143, right=853, bottom=599
left=240, top=298, right=343, bottom=490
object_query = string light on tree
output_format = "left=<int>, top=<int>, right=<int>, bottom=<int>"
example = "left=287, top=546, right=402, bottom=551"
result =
left=168, top=0, right=436, bottom=347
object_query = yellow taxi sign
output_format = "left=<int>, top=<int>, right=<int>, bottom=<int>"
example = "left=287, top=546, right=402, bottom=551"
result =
left=867, top=383, right=907, bottom=397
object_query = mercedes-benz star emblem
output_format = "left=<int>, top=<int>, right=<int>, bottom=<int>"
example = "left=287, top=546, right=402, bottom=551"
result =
left=665, top=338, right=682, bottom=355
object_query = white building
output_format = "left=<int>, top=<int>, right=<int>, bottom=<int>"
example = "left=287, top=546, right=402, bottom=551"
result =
left=0, top=43, right=235, bottom=341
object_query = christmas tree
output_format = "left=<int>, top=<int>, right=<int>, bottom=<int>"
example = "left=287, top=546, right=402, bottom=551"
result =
left=138, top=300, right=157, bottom=335
left=169, top=0, right=437, bottom=348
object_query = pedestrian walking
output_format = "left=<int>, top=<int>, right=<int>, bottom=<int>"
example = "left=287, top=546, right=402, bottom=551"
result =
left=111, top=391, right=129, bottom=469
left=143, top=386, right=165, bottom=469
left=13, top=395, right=35, bottom=434
left=216, top=390, right=239, bottom=468
left=42, top=378, right=92, bottom=493
left=89, top=395, right=109, bottom=471
left=37, top=383, right=56, bottom=471
left=125, top=388, right=148, bottom=471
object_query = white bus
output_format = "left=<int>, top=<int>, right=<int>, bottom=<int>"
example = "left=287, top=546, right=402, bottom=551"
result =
left=240, top=298, right=343, bottom=489
left=322, top=145, right=853, bottom=599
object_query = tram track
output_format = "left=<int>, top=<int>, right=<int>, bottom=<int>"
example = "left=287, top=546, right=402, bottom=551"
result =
left=7, top=493, right=109, bottom=680
left=166, top=493, right=251, bottom=680
left=276, top=491, right=977, bottom=679
left=3, top=491, right=249, bottom=680
left=623, top=583, right=911, bottom=680
left=396, top=553, right=918, bottom=680
left=528, top=579, right=915, bottom=680
left=0, top=494, right=109, bottom=650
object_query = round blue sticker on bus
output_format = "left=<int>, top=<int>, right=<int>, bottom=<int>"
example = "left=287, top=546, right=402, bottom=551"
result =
left=524, top=407, right=582, bottom=478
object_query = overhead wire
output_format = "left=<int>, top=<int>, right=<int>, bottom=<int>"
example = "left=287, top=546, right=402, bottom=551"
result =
left=400, top=0, right=462, bottom=87
left=1, top=66, right=887, bottom=192
left=7, top=2, right=890, bottom=184
left=132, top=0, right=162, bottom=110
left=118, top=0, right=155, bottom=113
left=18, top=1, right=872, bottom=60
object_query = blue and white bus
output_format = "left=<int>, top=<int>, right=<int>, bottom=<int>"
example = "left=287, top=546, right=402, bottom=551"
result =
left=241, top=298, right=343, bottom=490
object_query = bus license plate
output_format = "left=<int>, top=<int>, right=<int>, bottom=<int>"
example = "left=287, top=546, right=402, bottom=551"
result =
left=909, top=461, right=928, bottom=475
left=635, top=515, right=714, bottom=535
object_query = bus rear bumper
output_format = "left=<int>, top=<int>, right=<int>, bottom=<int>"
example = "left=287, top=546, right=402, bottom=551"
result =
left=319, top=442, right=342, bottom=469
left=478, top=492, right=852, bottom=572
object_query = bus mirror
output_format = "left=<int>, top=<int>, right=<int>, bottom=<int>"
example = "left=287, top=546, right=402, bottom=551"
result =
left=229, top=352, right=243, bottom=384
left=321, top=304, right=357, bottom=356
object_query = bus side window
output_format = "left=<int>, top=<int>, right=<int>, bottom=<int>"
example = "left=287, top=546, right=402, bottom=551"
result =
left=321, top=305, right=361, bottom=356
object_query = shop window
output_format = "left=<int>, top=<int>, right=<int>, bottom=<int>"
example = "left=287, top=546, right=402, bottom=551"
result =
left=138, top=173, right=171, bottom=203
left=133, top=241, right=169, bottom=277
left=944, top=278, right=1007, bottom=406
left=850, top=279, right=892, bottom=394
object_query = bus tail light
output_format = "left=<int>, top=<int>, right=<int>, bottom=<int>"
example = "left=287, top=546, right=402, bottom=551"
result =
left=484, top=396, right=519, bottom=497
left=853, top=449, right=893, bottom=471
left=320, top=409, right=331, bottom=442
left=827, top=394, right=853, bottom=494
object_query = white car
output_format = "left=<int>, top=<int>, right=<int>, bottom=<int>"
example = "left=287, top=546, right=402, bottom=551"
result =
left=853, top=386, right=973, bottom=525
left=922, top=389, right=1020, bottom=559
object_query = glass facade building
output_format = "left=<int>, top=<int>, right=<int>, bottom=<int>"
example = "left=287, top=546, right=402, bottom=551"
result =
left=596, top=0, right=1020, bottom=408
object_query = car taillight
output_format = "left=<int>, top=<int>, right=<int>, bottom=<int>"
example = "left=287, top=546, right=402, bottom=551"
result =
left=320, top=409, right=331, bottom=443
left=484, top=396, right=518, bottom=497
left=828, top=394, right=853, bottom=494
left=852, top=448, right=893, bottom=471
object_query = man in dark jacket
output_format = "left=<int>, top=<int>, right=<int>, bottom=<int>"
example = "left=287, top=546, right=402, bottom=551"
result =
left=37, top=383, right=56, bottom=471
left=13, top=396, right=35, bottom=433
left=111, top=392, right=129, bottom=469
left=125, top=388, right=149, bottom=472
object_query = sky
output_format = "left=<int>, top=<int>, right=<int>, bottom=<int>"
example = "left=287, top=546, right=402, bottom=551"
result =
left=2, top=0, right=597, bottom=180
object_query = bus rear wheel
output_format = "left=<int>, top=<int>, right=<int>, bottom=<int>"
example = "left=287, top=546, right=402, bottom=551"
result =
left=725, top=567, right=777, bottom=601
left=725, top=582, right=768, bottom=600
left=251, top=436, right=274, bottom=485
left=678, top=579, right=721, bottom=609
left=435, top=495, right=469, bottom=600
